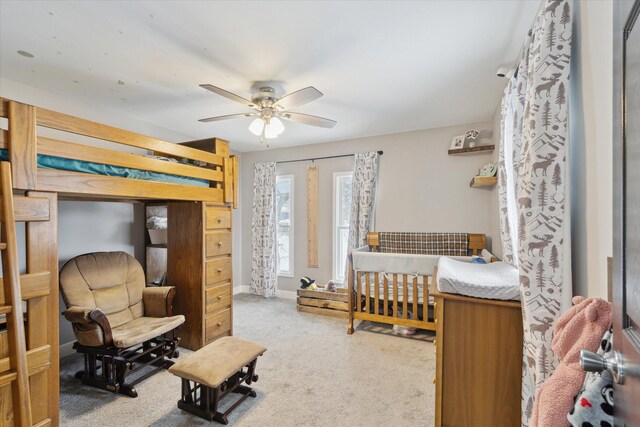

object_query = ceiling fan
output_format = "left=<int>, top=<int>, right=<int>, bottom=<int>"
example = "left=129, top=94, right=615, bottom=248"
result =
left=198, top=84, right=337, bottom=145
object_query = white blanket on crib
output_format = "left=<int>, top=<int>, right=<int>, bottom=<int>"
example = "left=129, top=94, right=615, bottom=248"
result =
left=351, top=245, right=494, bottom=275
left=436, top=257, right=520, bottom=301
left=350, top=246, right=494, bottom=304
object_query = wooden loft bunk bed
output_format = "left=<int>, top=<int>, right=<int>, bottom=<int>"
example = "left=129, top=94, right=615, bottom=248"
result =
left=0, top=98, right=238, bottom=202
left=0, top=97, right=238, bottom=425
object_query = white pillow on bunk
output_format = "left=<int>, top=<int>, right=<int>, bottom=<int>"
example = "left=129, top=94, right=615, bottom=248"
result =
left=437, top=256, right=520, bottom=301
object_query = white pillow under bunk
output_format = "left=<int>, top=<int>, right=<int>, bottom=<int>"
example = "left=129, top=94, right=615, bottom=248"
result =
left=436, top=256, right=520, bottom=301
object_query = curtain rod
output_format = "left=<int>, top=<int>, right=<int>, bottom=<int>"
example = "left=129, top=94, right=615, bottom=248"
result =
left=276, top=150, right=383, bottom=164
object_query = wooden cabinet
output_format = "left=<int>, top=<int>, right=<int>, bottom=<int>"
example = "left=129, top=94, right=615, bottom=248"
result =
left=167, top=202, right=233, bottom=350
left=433, top=283, right=523, bottom=427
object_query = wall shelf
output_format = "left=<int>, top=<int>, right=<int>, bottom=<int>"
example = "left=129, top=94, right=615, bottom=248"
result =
left=448, top=145, right=495, bottom=155
left=469, top=176, right=497, bottom=188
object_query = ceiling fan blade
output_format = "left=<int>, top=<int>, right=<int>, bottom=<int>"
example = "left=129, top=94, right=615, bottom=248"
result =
left=198, top=113, right=256, bottom=123
left=274, top=86, right=323, bottom=109
left=283, top=112, right=337, bottom=128
left=199, top=84, right=256, bottom=108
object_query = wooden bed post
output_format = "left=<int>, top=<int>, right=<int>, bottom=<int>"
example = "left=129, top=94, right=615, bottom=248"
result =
left=25, top=191, right=59, bottom=425
left=8, top=101, right=37, bottom=190
left=467, top=233, right=486, bottom=256
left=347, top=252, right=354, bottom=334
left=366, top=232, right=379, bottom=252
left=230, top=155, right=239, bottom=209
left=223, top=157, right=233, bottom=204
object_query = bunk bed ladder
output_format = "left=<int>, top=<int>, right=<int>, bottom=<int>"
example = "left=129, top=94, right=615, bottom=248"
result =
left=0, top=161, right=33, bottom=426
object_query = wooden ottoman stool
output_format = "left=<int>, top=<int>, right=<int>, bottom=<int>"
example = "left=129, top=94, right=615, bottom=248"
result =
left=169, top=337, right=267, bottom=424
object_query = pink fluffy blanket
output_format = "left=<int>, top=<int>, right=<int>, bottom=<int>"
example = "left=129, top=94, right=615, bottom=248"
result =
left=530, top=296, right=611, bottom=427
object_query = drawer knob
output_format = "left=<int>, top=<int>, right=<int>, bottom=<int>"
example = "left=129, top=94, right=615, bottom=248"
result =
left=217, top=321, right=222, bottom=326
left=217, top=295, right=223, bottom=300
left=218, top=241, right=223, bottom=247
left=217, top=217, right=223, bottom=224
left=433, top=339, right=437, bottom=347
left=217, top=268, right=223, bottom=273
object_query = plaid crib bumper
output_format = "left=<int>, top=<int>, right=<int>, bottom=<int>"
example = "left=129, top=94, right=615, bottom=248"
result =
left=377, top=232, right=469, bottom=256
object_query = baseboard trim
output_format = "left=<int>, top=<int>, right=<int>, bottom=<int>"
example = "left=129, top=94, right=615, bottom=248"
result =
left=233, top=285, right=250, bottom=295
left=233, top=286, right=297, bottom=300
left=59, top=340, right=75, bottom=359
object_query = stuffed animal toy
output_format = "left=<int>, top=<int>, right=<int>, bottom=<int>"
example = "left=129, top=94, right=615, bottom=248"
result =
left=324, top=280, right=337, bottom=293
left=300, top=276, right=317, bottom=291
left=530, top=296, right=612, bottom=427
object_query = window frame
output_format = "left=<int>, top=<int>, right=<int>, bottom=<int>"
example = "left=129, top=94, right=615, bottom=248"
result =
left=276, top=174, right=294, bottom=278
left=332, top=171, right=353, bottom=284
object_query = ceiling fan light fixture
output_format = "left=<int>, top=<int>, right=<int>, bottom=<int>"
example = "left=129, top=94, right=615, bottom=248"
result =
left=267, top=117, right=285, bottom=135
left=249, top=118, right=265, bottom=136
left=199, top=84, right=336, bottom=144
left=264, top=120, right=283, bottom=139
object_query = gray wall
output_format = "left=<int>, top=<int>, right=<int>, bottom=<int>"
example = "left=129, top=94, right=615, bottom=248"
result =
left=569, top=0, right=613, bottom=298
left=57, top=202, right=145, bottom=345
left=239, top=121, right=496, bottom=293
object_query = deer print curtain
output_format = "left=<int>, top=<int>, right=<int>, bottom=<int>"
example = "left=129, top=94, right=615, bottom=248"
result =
left=344, top=152, right=380, bottom=284
left=250, top=162, right=278, bottom=297
left=497, top=0, right=573, bottom=424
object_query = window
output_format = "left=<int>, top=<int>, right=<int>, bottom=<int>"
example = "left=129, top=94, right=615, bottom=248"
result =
left=333, top=172, right=353, bottom=283
left=276, top=175, right=294, bottom=277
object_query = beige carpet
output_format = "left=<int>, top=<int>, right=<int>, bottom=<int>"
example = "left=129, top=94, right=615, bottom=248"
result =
left=60, top=294, right=436, bottom=426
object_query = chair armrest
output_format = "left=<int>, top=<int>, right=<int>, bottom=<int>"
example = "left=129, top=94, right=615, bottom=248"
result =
left=63, top=307, right=113, bottom=347
left=63, top=306, right=94, bottom=324
left=143, top=286, right=176, bottom=317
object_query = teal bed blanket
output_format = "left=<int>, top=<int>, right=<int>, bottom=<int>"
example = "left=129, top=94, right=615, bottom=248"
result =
left=0, top=149, right=209, bottom=188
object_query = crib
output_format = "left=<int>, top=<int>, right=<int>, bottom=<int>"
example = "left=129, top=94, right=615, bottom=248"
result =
left=346, top=232, right=495, bottom=334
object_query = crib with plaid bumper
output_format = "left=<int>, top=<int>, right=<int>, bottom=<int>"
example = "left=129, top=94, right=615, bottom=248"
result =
left=346, top=232, right=496, bottom=334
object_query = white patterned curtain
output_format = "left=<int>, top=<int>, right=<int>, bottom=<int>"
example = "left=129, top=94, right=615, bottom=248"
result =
left=250, top=162, right=278, bottom=297
left=497, top=0, right=573, bottom=424
left=344, top=152, right=379, bottom=284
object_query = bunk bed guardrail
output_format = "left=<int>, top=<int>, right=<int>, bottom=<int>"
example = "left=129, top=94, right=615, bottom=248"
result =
left=0, top=98, right=238, bottom=204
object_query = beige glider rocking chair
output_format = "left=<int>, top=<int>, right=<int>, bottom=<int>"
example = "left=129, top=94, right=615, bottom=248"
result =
left=60, top=251, right=185, bottom=397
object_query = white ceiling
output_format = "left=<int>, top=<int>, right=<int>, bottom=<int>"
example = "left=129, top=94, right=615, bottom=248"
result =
left=0, top=1, right=538, bottom=152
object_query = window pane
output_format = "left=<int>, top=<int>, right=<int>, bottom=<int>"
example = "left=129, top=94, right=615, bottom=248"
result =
left=339, top=176, right=352, bottom=227
left=334, top=173, right=353, bottom=282
left=276, top=176, right=292, bottom=275
left=337, top=227, right=349, bottom=282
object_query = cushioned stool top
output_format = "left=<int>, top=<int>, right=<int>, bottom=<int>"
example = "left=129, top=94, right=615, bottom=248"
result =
left=169, top=336, right=267, bottom=388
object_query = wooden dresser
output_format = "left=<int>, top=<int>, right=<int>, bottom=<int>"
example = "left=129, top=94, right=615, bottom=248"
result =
left=433, top=271, right=523, bottom=426
left=167, top=202, right=233, bottom=350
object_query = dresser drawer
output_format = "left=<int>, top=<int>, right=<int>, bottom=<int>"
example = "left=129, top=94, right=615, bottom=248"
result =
left=206, top=257, right=231, bottom=284
left=205, top=308, right=231, bottom=340
left=206, top=207, right=231, bottom=229
left=205, top=231, right=232, bottom=257
left=205, top=282, right=232, bottom=314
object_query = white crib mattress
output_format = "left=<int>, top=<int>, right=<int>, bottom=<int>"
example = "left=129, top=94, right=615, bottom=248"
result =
left=436, top=257, right=520, bottom=301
